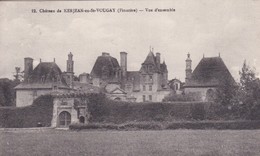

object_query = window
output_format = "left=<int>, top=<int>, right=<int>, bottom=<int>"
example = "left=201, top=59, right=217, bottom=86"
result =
left=143, top=85, right=146, bottom=91
left=143, top=75, right=146, bottom=82
left=61, top=102, right=68, bottom=105
left=149, top=85, right=152, bottom=91
left=175, top=84, right=179, bottom=90
left=149, top=75, right=153, bottom=81
left=143, top=95, right=146, bottom=102
left=33, top=90, right=37, bottom=97
left=41, top=76, right=45, bottom=82
left=149, top=65, right=153, bottom=71
left=149, top=95, right=152, bottom=101
left=53, top=85, right=58, bottom=90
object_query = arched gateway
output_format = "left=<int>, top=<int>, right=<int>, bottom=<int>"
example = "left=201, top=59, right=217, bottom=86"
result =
left=58, top=111, right=71, bottom=127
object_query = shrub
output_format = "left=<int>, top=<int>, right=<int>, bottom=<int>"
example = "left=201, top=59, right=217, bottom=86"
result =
left=0, top=95, right=54, bottom=128
left=163, top=92, right=202, bottom=102
left=86, top=94, right=208, bottom=123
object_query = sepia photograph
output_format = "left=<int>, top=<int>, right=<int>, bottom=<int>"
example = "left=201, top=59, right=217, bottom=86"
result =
left=0, top=0, right=260, bottom=155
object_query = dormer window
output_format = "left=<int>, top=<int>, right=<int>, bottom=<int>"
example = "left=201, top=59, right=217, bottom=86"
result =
left=149, top=65, right=153, bottom=72
left=57, top=75, right=61, bottom=82
left=41, top=76, right=45, bottom=83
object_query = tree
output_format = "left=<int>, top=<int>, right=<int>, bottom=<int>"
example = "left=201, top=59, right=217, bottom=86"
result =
left=0, top=78, right=20, bottom=106
left=238, top=60, right=260, bottom=119
left=214, top=75, right=238, bottom=106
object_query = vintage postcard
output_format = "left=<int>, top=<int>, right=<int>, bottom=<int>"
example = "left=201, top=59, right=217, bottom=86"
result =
left=0, top=1, right=260, bottom=156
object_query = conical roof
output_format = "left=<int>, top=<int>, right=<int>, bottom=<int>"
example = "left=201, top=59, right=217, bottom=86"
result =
left=185, top=57, right=235, bottom=87
left=142, top=51, right=157, bottom=65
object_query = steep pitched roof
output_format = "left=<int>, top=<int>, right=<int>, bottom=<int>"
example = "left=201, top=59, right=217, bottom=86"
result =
left=160, top=61, right=168, bottom=73
left=140, top=52, right=166, bottom=73
left=185, top=57, right=235, bottom=87
left=90, top=54, right=120, bottom=80
left=142, top=52, right=157, bottom=65
left=15, top=62, right=69, bottom=89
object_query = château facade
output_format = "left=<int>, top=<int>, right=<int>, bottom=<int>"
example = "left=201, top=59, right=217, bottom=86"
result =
left=90, top=49, right=171, bottom=102
left=13, top=50, right=236, bottom=127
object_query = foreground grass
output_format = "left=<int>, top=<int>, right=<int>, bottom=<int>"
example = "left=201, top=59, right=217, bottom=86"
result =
left=1, top=129, right=260, bottom=156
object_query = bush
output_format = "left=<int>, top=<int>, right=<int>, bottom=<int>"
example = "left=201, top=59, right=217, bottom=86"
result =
left=86, top=93, right=208, bottom=123
left=0, top=95, right=54, bottom=128
left=163, top=92, right=202, bottom=102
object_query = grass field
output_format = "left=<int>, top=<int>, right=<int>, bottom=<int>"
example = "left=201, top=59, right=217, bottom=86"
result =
left=1, top=129, right=260, bottom=156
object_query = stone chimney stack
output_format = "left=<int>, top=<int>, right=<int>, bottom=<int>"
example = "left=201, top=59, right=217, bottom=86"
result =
left=24, top=57, right=33, bottom=82
left=156, top=52, right=161, bottom=69
left=120, top=52, right=127, bottom=77
left=102, top=52, right=110, bottom=57
left=185, top=53, right=192, bottom=83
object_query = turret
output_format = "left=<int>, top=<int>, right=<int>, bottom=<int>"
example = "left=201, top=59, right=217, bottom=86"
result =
left=185, top=53, right=192, bottom=82
left=24, top=57, right=33, bottom=82
left=67, top=52, right=74, bottom=73
left=66, top=52, right=74, bottom=88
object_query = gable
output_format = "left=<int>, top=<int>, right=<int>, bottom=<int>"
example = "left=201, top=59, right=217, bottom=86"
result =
left=110, top=88, right=127, bottom=94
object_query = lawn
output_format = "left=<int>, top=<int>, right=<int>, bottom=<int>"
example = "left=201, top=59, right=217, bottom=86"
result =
left=1, top=128, right=260, bottom=156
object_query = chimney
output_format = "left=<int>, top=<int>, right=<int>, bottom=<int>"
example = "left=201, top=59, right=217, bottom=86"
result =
left=156, top=52, right=161, bottom=69
left=120, top=52, right=127, bottom=77
left=185, top=53, right=192, bottom=83
left=24, top=57, right=33, bottom=82
left=102, top=52, right=110, bottom=56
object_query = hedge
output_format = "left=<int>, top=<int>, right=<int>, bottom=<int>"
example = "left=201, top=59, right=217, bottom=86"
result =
left=87, top=93, right=209, bottom=123
left=0, top=95, right=54, bottom=128
left=69, top=120, right=260, bottom=130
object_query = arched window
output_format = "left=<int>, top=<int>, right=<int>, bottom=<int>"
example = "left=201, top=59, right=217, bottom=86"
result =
left=59, top=111, right=71, bottom=127
left=79, top=116, right=85, bottom=123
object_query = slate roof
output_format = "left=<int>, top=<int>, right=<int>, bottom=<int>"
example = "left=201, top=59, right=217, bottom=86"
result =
left=140, top=52, right=167, bottom=73
left=15, top=62, right=70, bottom=90
left=90, top=54, right=120, bottom=80
left=142, top=52, right=157, bottom=65
left=185, top=57, right=235, bottom=87
left=73, top=81, right=100, bottom=93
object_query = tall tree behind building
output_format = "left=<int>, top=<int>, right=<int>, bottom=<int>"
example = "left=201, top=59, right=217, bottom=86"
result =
left=0, top=78, right=20, bottom=106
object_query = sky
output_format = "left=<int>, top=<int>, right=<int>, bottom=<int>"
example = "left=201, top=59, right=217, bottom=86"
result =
left=0, top=0, right=259, bottom=82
